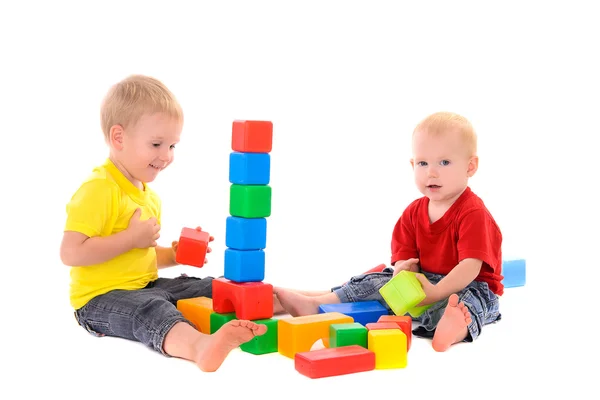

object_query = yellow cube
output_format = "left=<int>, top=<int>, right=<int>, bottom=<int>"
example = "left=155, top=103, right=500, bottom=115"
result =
left=368, top=329, right=407, bottom=369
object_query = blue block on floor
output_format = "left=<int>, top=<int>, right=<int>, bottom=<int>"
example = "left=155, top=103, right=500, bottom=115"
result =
left=225, top=216, right=267, bottom=250
left=229, top=152, right=270, bottom=185
left=502, top=258, right=526, bottom=288
left=318, top=301, right=388, bottom=326
left=224, top=248, right=265, bottom=283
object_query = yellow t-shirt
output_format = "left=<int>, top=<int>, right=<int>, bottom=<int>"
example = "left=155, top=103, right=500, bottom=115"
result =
left=65, top=158, right=161, bottom=309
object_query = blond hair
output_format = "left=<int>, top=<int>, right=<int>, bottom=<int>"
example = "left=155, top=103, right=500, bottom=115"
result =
left=413, top=111, right=477, bottom=156
left=100, top=75, right=183, bottom=141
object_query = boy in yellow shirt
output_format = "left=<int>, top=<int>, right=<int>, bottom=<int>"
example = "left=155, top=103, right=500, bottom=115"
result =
left=60, top=74, right=265, bottom=372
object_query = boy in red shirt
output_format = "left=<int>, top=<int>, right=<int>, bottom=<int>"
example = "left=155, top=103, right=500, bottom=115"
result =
left=274, top=111, right=503, bottom=352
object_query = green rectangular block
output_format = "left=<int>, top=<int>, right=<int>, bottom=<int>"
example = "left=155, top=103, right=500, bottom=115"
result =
left=210, top=312, right=237, bottom=334
left=240, top=318, right=278, bottom=355
left=230, top=184, right=272, bottom=218
left=329, top=322, right=368, bottom=348
left=379, top=271, right=429, bottom=316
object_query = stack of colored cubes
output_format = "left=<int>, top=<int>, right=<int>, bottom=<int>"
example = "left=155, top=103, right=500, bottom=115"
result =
left=225, top=120, right=273, bottom=283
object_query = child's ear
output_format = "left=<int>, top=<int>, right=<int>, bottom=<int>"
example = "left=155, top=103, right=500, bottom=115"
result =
left=410, top=158, right=415, bottom=169
left=109, top=125, right=125, bottom=150
left=467, top=156, right=479, bottom=177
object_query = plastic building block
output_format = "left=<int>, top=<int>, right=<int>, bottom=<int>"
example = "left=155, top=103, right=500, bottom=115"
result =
left=341, top=263, right=387, bottom=285
left=225, top=216, right=267, bottom=250
left=329, top=322, right=368, bottom=348
left=295, top=345, right=375, bottom=379
left=278, top=312, right=353, bottom=359
left=318, top=301, right=388, bottom=326
left=210, top=311, right=237, bottom=334
left=232, top=120, right=273, bottom=153
left=365, top=322, right=401, bottom=331
left=224, top=248, right=265, bottom=282
left=229, top=152, right=270, bottom=185
left=502, top=258, right=526, bottom=287
left=240, top=318, right=278, bottom=355
left=176, top=296, right=214, bottom=334
left=230, top=184, right=272, bottom=218
left=377, top=315, right=412, bottom=350
left=212, top=277, right=273, bottom=320
left=379, top=271, right=431, bottom=317
left=175, top=227, right=210, bottom=267
left=368, top=329, right=407, bottom=369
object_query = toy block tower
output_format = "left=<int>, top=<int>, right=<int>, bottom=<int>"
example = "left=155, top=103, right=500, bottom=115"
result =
left=210, top=120, right=277, bottom=355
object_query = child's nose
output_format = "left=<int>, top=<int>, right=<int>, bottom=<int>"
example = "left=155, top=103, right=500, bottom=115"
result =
left=427, top=166, right=439, bottom=178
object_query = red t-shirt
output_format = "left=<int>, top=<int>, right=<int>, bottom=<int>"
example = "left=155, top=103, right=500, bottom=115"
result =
left=391, top=187, right=504, bottom=296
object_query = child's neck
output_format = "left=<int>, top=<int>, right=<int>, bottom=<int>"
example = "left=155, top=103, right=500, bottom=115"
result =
left=427, top=187, right=467, bottom=223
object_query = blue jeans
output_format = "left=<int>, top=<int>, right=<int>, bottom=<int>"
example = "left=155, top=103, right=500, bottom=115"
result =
left=331, top=268, right=501, bottom=341
left=74, top=274, right=214, bottom=356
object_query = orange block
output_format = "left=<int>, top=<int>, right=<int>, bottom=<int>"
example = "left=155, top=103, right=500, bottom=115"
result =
left=212, top=277, right=273, bottom=320
left=278, top=312, right=353, bottom=359
left=176, top=296, right=213, bottom=334
left=232, top=120, right=273, bottom=153
left=377, top=315, right=412, bottom=350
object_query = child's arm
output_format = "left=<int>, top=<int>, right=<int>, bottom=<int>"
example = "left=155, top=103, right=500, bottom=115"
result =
left=60, top=230, right=135, bottom=266
left=156, top=244, right=177, bottom=269
left=420, top=258, right=483, bottom=303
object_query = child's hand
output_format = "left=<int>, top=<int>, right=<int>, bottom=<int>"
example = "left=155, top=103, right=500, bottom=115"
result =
left=172, top=226, right=214, bottom=264
left=414, top=273, right=442, bottom=305
left=393, top=258, right=420, bottom=277
left=127, top=208, right=161, bottom=249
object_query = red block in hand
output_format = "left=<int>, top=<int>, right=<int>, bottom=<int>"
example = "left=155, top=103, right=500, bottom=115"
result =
left=232, top=120, right=273, bottom=153
left=212, top=277, right=273, bottom=320
left=175, top=228, right=210, bottom=268
left=295, top=345, right=375, bottom=379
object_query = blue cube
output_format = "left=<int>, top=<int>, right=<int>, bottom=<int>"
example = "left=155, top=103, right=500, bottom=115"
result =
left=225, top=216, right=267, bottom=250
left=229, top=152, right=270, bottom=185
left=318, top=301, right=388, bottom=326
left=224, top=248, right=265, bottom=282
left=502, top=258, right=526, bottom=288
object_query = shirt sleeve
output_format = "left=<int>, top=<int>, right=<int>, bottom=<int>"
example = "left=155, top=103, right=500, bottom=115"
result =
left=64, top=179, right=118, bottom=238
left=390, top=208, right=418, bottom=265
left=457, top=209, right=502, bottom=269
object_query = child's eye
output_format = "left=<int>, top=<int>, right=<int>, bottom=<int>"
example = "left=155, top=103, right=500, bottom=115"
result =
left=440, top=160, right=450, bottom=166
left=170, top=144, right=176, bottom=149
left=152, top=143, right=161, bottom=147
left=417, top=161, right=427, bottom=167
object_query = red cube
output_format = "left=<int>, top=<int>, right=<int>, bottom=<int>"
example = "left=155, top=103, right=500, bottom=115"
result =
left=231, top=120, right=273, bottom=153
left=175, top=228, right=210, bottom=268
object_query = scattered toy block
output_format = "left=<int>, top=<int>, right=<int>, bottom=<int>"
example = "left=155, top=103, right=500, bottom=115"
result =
left=224, top=248, right=265, bottom=282
left=365, top=322, right=401, bottom=331
left=212, top=277, right=273, bottom=320
left=232, top=120, right=273, bottom=153
left=502, top=258, right=526, bottom=287
left=175, top=227, right=210, bottom=267
left=318, top=301, right=388, bottom=326
left=225, top=216, right=267, bottom=250
left=229, top=152, right=270, bottom=185
left=341, top=263, right=387, bottom=285
left=377, top=315, right=412, bottom=350
left=330, top=322, right=368, bottom=348
left=278, top=312, right=353, bottom=359
left=230, top=184, right=272, bottom=218
left=210, top=311, right=237, bottom=334
left=379, top=271, right=432, bottom=317
left=295, top=345, right=375, bottom=379
left=176, top=296, right=213, bottom=334
left=240, top=318, right=278, bottom=355
left=368, top=329, right=407, bottom=369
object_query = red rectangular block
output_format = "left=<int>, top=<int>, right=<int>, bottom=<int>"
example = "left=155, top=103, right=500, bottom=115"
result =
left=175, top=228, right=210, bottom=268
left=232, top=120, right=273, bottom=153
left=295, top=345, right=375, bottom=379
left=212, top=277, right=273, bottom=320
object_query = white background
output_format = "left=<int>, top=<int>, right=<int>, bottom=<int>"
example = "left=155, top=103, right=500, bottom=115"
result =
left=1, top=0, right=597, bottom=398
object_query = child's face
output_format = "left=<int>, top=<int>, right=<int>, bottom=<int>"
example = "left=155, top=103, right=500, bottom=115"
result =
left=410, top=129, right=477, bottom=205
left=113, top=112, right=182, bottom=187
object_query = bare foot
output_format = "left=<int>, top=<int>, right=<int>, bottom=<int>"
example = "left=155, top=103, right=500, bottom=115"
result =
left=432, top=294, right=472, bottom=352
left=193, top=320, right=267, bottom=372
left=274, top=287, right=335, bottom=316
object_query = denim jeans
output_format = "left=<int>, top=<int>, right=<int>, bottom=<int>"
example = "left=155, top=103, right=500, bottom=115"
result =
left=74, top=274, right=214, bottom=355
left=331, top=268, right=501, bottom=341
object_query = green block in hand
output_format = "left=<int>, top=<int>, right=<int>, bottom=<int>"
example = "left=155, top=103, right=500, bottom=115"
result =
left=230, top=184, right=272, bottom=218
left=379, top=271, right=431, bottom=317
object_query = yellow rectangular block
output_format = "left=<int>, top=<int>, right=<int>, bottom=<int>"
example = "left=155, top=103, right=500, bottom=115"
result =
left=278, top=312, right=353, bottom=359
left=368, top=329, right=407, bottom=369
left=176, top=296, right=214, bottom=334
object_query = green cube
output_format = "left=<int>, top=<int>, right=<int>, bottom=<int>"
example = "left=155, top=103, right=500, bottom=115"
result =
left=210, top=312, right=237, bottom=334
left=329, top=322, right=368, bottom=348
left=230, top=184, right=272, bottom=218
left=240, top=318, right=278, bottom=355
left=379, top=271, right=428, bottom=316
